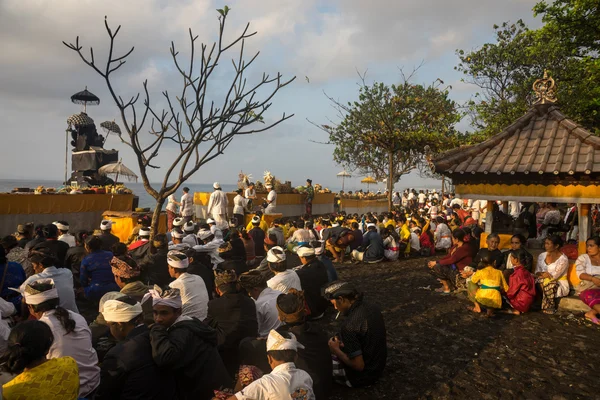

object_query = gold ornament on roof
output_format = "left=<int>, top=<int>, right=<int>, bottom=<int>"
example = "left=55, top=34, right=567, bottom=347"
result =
left=533, top=70, right=557, bottom=105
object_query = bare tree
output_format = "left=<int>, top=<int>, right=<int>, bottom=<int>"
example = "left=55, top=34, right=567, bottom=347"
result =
left=64, top=7, right=295, bottom=234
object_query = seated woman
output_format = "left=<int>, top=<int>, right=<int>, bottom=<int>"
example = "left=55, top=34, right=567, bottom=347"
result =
left=576, top=236, right=600, bottom=325
left=465, top=249, right=508, bottom=317
left=499, top=234, right=534, bottom=280
left=1, top=320, right=80, bottom=399
left=381, top=228, right=400, bottom=261
left=471, top=233, right=503, bottom=270
left=419, top=224, right=435, bottom=257
left=427, top=229, right=473, bottom=294
left=286, top=221, right=316, bottom=252
left=535, top=235, right=569, bottom=314
left=433, top=216, right=452, bottom=252
left=504, top=248, right=536, bottom=315
left=80, top=236, right=119, bottom=303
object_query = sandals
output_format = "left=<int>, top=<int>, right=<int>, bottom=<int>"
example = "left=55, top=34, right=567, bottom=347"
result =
left=585, top=316, right=600, bottom=325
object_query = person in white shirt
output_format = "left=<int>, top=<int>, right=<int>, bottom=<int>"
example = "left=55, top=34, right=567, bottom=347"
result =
left=180, top=187, right=194, bottom=224
left=182, top=221, right=199, bottom=246
left=233, top=188, right=250, bottom=228
left=450, top=194, right=463, bottom=207
left=266, top=247, right=302, bottom=294
left=417, top=191, right=426, bottom=207
left=239, top=270, right=282, bottom=338
left=206, top=218, right=224, bottom=240
left=409, top=228, right=421, bottom=255
left=229, top=329, right=315, bottom=400
left=0, top=297, right=15, bottom=341
left=509, top=201, right=521, bottom=219
left=166, top=194, right=180, bottom=230
left=21, top=247, right=78, bottom=313
left=245, top=182, right=257, bottom=200
left=24, top=278, right=100, bottom=398
left=207, top=182, right=229, bottom=230
left=265, top=184, right=277, bottom=215
left=193, top=229, right=224, bottom=268
left=167, top=250, right=209, bottom=320
left=54, top=221, right=76, bottom=248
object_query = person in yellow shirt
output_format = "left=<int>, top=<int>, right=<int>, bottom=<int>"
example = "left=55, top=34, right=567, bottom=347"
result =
left=246, top=212, right=269, bottom=234
left=397, top=216, right=411, bottom=256
left=384, top=213, right=396, bottom=229
left=464, top=249, right=509, bottom=317
left=2, top=320, right=80, bottom=400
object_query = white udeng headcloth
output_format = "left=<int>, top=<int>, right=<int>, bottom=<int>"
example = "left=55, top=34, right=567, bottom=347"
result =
left=102, top=299, right=143, bottom=323
left=266, top=330, right=305, bottom=352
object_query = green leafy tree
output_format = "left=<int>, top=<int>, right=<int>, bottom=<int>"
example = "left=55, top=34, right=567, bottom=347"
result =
left=317, top=73, right=462, bottom=211
left=457, top=1, right=600, bottom=139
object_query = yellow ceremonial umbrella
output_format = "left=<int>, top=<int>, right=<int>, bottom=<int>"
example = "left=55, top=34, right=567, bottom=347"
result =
left=361, top=176, right=377, bottom=191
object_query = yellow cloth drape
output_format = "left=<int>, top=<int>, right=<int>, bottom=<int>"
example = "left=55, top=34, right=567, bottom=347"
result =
left=3, top=357, right=79, bottom=400
left=102, top=212, right=167, bottom=243
left=0, top=193, right=133, bottom=215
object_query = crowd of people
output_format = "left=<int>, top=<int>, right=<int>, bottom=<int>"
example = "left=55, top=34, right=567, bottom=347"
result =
left=1, top=183, right=600, bottom=399
left=0, top=212, right=388, bottom=399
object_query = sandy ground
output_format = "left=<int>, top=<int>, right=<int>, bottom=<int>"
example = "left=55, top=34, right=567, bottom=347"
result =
left=317, top=257, right=600, bottom=400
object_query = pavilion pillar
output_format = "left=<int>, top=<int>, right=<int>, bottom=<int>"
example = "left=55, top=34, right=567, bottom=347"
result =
left=485, top=200, right=494, bottom=234
left=578, top=203, right=590, bottom=255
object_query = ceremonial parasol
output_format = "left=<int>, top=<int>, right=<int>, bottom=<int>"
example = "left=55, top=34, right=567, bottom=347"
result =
left=100, top=121, right=122, bottom=136
left=361, top=176, right=377, bottom=191
left=99, top=160, right=138, bottom=183
left=67, top=112, right=95, bottom=128
left=336, top=170, right=352, bottom=191
left=71, top=87, right=100, bottom=112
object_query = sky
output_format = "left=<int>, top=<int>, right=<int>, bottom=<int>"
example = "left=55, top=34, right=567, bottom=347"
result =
left=0, top=0, right=542, bottom=193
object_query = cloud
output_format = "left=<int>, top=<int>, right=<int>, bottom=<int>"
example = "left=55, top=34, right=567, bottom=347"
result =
left=0, top=0, right=542, bottom=189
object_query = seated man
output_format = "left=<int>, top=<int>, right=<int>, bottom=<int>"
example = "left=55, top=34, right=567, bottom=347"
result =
left=193, top=229, right=224, bottom=268
left=266, top=247, right=302, bottom=294
left=96, top=296, right=177, bottom=400
left=295, top=247, right=330, bottom=319
left=238, top=270, right=282, bottom=338
left=323, top=226, right=354, bottom=263
left=128, top=227, right=151, bottom=262
left=166, top=250, right=210, bottom=320
left=146, top=286, right=231, bottom=400
left=351, top=223, right=384, bottom=264
left=205, top=269, right=258, bottom=375
left=227, top=330, right=315, bottom=400
left=323, top=281, right=387, bottom=388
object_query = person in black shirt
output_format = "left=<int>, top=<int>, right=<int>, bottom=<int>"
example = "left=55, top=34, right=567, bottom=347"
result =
left=248, top=216, right=266, bottom=257
left=98, top=220, right=121, bottom=252
left=138, top=234, right=173, bottom=287
left=64, top=230, right=89, bottom=290
left=471, top=233, right=503, bottom=270
left=32, top=224, right=69, bottom=268
left=295, top=246, right=329, bottom=319
left=186, top=248, right=215, bottom=299
left=205, top=269, right=258, bottom=375
left=323, top=281, right=387, bottom=388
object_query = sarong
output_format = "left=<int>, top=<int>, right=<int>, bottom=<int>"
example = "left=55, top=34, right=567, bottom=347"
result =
left=580, top=288, right=600, bottom=309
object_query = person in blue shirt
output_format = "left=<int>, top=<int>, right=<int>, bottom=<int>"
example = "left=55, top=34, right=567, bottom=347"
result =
left=0, top=246, right=26, bottom=311
left=80, top=236, right=119, bottom=302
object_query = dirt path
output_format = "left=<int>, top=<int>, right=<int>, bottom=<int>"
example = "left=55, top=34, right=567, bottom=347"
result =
left=317, top=257, right=600, bottom=400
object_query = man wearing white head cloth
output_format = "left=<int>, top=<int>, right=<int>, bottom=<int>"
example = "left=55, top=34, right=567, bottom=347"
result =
left=228, top=329, right=315, bottom=400
left=182, top=221, right=199, bottom=246
left=24, top=278, right=100, bottom=398
left=98, top=219, right=120, bottom=252
left=193, top=229, right=224, bottom=268
left=95, top=296, right=178, bottom=400
left=264, top=184, right=277, bottom=215
left=207, top=181, right=229, bottom=231
left=54, top=221, right=76, bottom=247
left=146, top=285, right=232, bottom=399
left=266, top=247, right=302, bottom=294
left=166, top=250, right=210, bottom=320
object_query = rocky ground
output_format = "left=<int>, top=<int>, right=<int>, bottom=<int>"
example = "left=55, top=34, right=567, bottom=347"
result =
left=317, top=257, right=600, bottom=400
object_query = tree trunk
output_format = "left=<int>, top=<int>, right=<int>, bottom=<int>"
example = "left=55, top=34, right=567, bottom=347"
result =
left=151, top=198, right=166, bottom=238
left=388, top=151, right=394, bottom=212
